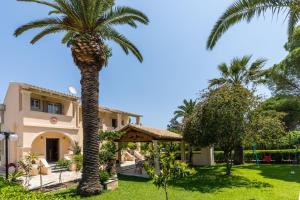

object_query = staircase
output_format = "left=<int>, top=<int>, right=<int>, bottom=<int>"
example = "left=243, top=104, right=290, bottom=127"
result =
left=49, top=163, right=69, bottom=173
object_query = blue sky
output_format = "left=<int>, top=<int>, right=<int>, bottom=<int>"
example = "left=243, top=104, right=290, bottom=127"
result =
left=0, top=0, right=289, bottom=128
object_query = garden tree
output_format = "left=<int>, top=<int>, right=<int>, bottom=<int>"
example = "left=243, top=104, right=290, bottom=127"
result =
left=207, top=0, right=300, bottom=50
left=259, top=96, right=300, bottom=131
left=167, top=117, right=182, bottom=133
left=208, top=56, right=266, bottom=165
left=14, top=0, right=148, bottom=195
left=245, top=109, right=286, bottom=147
left=172, top=99, right=197, bottom=163
left=187, top=85, right=255, bottom=175
left=266, top=26, right=300, bottom=96
left=145, top=143, right=196, bottom=200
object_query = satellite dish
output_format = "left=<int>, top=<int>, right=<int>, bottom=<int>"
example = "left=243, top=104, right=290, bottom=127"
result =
left=68, top=86, right=78, bottom=95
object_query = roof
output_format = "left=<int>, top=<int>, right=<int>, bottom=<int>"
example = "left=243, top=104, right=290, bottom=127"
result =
left=12, top=82, right=142, bottom=116
left=116, top=124, right=182, bottom=142
left=15, top=82, right=79, bottom=101
left=99, top=106, right=142, bottom=117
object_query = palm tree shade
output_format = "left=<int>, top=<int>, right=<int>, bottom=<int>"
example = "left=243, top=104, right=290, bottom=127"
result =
left=14, top=0, right=148, bottom=196
left=208, top=55, right=267, bottom=89
left=207, top=0, right=298, bottom=49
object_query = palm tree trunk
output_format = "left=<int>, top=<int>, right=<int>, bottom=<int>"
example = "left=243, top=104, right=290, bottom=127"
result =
left=77, top=65, right=102, bottom=196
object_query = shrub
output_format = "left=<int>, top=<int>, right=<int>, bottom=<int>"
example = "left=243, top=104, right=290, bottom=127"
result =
left=99, top=170, right=110, bottom=185
left=73, top=154, right=83, bottom=171
left=215, top=149, right=300, bottom=163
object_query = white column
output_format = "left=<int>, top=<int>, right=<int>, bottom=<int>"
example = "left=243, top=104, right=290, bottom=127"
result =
left=136, top=116, right=141, bottom=125
left=117, top=114, right=122, bottom=128
left=152, top=140, right=160, bottom=174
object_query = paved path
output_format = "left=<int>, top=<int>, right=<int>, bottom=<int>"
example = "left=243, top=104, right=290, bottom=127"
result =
left=20, top=171, right=82, bottom=190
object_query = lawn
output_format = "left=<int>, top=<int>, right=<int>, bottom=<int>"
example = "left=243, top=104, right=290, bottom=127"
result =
left=55, top=164, right=300, bottom=200
left=1, top=164, right=300, bottom=200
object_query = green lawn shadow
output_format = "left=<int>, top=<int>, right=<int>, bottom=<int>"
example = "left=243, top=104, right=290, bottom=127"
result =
left=237, top=164, right=300, bottom=184
left=171, top=165, right=272, bottom=193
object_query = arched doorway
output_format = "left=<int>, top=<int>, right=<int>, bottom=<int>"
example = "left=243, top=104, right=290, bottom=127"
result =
left=31, top=132, right=74, bottom=163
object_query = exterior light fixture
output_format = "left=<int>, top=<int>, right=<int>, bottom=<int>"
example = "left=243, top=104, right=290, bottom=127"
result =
left=0, top=132, right=18, bottom=180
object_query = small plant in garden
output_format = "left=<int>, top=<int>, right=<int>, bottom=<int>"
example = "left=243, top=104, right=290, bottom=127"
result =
left=57, top=159, right=71, bottom=184
left=73, top=154, right=83, bottom=179
left=72, top=141, right=82, bottom=155
left=18, top=152, right=38, bottom=187
left=99, top=170, right=110, bottom=185
left=8, top=171, right=25, bottom=183
left=145, top=143, right=196, bottom=200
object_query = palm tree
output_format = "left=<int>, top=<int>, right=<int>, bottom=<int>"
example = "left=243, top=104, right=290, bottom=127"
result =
left=14, top=0, right=148, bottom=196
left=209, top=55, right=267, bottom=89
left=174, top=99, right=197, bottom=163
left=174, top=99, right=197, bottom=120
left=209, top=55, right=266, bottom=165
left=207, top=0, right=299, bottom=49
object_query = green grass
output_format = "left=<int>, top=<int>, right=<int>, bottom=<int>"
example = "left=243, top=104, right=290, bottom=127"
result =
left=55, top=164, right=300, bottom=200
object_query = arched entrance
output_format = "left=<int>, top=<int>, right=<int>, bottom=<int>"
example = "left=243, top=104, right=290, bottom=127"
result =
left=31, top=132, right=74, bottom=162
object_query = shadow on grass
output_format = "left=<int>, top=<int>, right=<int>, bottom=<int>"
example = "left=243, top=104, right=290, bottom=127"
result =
left=54, top=174, right=151, bottom=199
left=171, top=165, right=272, bottom=193
left=237, top=164, right=300, bottom=183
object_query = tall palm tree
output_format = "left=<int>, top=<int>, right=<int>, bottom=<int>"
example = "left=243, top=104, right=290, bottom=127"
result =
left=14, top=0, right=148, bottom=196
left=209, top=55, right=267, bottom=89
left=207, top=0, right=299, bottom=49
left=209, top=55, right=266, bottom=165
left=174, top=99, right=197, bottom=121
left=174, top=99, right=197, bottom=163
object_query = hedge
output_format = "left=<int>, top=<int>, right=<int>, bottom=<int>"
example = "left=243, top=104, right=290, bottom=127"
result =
left=214, top=149, right=300, bottom=163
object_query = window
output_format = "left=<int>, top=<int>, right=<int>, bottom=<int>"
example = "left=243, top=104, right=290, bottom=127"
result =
left=47, top=103, right=62, bottom=115
left=112, top=119, right=118, bottom=129
left=31, top=98, right=41, bottom=111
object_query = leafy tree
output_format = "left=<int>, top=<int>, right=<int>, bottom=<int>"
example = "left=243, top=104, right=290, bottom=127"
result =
left=15, top=0, right=148, bottom=195
left=266, top=26, right=300, bottom=95
left=259, top=96, right=300, bottom=131
left=145, top=144, right=196, bottom=200
left=207, top=0, right=300, bottom=50
left=187, top=85, right=255, bottom=175
left=245, top=109, right=286, bottom=147
left=209, top=56, right=266, bottom=165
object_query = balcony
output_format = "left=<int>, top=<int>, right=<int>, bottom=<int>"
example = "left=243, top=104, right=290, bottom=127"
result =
left=23, top=110, right=78, bottom=130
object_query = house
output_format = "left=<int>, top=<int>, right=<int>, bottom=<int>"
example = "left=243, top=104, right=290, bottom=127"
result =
left=0, top=82, right=214, bottom=173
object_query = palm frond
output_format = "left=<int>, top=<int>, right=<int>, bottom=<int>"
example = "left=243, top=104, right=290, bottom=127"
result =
left=102, top=6, right=149, bottom=28
left=207, top=0, right=290, bottom=49
left=30, top=26, right=65, bottom=44
left=14, top=18, right=63, bottom=37
left=101, top=26, right=143, bottom=62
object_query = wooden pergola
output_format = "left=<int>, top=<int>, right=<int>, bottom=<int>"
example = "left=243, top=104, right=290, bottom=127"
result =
left=114, top=124, right=185, bottom=172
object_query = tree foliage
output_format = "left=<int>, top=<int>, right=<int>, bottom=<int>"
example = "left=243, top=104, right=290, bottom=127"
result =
left=207, top=0, right=298, bottom=49
left=266, top=26, right=300, bottom=96
left=15, top=0, right=149, bottom=63
left=259, top=96, right=300, bottom=131
left=145, top=144, right=196, bottom=200
left=209, top=55, right=266, bottom=89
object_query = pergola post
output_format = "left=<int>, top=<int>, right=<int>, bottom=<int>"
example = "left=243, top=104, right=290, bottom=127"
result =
left=116, top=142, right=122, bottom=167
left=152, top=140, right=160, bottom=174
left=181, top=141, right=186, bottom=162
